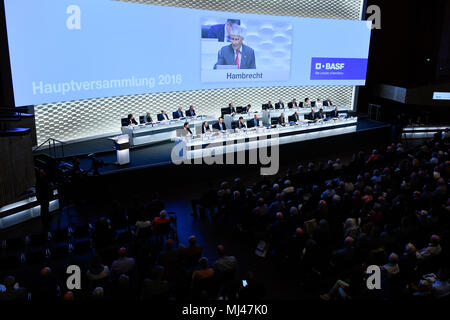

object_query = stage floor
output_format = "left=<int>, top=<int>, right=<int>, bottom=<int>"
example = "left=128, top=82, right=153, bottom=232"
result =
left=34, top=119, right=391, bottom=175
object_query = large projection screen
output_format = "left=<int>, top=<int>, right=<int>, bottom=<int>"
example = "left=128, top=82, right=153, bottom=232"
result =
left=4, top=0, right=367, bottom=144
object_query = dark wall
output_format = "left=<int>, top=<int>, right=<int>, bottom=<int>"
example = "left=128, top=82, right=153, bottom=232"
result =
left=358, top=0, right=450, bottom=116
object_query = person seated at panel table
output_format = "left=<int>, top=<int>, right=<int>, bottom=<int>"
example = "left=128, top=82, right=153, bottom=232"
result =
left=173, top=107, right=184, bottom=119
left=304, top=98, right=311, bottom=108
left=145, top=112, right=153, bottom=123
left=186, top=105, right=196, bottom=117
left=248, top=114, right=261, bottom=128
left=275, top=100, right=285, bottom=109
left=279, top=113, right=287, bottom=126
left=288, top=98, right=298, bottom=109
left=317, top=108, right=325, bottom=119
left=226, top=103, right=236, bottom=116
left=237, top=116, right=247, bottom=129
left=201, top=121, right=211, bottom=134
left=323, top=97, right=333, bottom=107
left=307, top=108, right=319, bottom=121
left=127, top=114, right=138, bottom=126
left=183, top=122, right=193, bottom=136
left=316, top=98, right=323, bottom=108
left=330, top=106, right=339, bottom=118
left=157, top=110, right=170, bottom=121
left=212, top=117, right=227, bottom=132
left=267, top=101, right=274, bottom=110
left=243, top=104, right=251, bottom=113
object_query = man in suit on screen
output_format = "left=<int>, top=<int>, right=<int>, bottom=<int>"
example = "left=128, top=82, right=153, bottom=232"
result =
left=214, top=25, right=256, bottom=70
left=208, top=19, right=241, bottom=42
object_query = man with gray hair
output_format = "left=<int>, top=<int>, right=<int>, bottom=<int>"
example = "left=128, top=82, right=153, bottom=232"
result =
left=215, top=24, right=256, bottom=69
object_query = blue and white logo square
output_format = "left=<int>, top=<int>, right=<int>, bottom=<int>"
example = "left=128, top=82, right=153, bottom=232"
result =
left=315, top=63, right=322, bottom=70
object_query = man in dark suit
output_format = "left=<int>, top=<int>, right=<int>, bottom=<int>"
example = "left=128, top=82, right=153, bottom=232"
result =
left=243, top=104, right=251, bottom=113
left=275, top=100, right=285, bottom=109
left=186, top=105, right=196, bottom=117
left=308, top=109, right=319, bottom=121
left=330, top=106, right=339, bottom=118
left=248, top=114, right=260, bottom=128
left=207, top=19, right=240, bottom=42
left=173, top=107, right=184, bottom=119
left=267, top=101, right=274, bottom=110
left=214, top=25, right=256, bottom=69
left=287, top=99, right=298, bottom=108
left=201, top=121, right=211, bottom=134
left=237, top=116, right=246, bottom=129
left=157, top=110, right=170, bottom=121
left=226, top=103, right=236, bottom=115
left=212, top=117, right=227, bottom=131
left=323, top=98, right=333, bottom=107
left=317, top=108, right=325, bottom=119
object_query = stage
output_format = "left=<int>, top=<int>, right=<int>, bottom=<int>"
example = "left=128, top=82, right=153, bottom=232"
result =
left=33, top=119, right=392, bottom=176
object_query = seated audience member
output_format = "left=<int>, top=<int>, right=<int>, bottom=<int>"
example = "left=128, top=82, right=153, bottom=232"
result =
left=237, top=116, right=246, bottom=129
left=127, top=113, right=138, bottom=126
left=431, top=268, right=450, bottom=299
left=173, top=107, right=184, bottom=119
left=0, top=276, right=27, bottom=301
left=141, top=266, right=170, bottom=300
left=87, top=255, right=110, bottom=284
left=275, top=100, right=285, bottom=109
left=416, top=235, right=442, bottom=260
left=158, top=110, right=170, bottom=121
left=243, top=104, right=252, bottom=113
left=213, top=117, right=227, bottom=131
left=192, top=257, right=215, bottom=281
left=111, top=247, right=136, bottom=278
left=32, top=267, right=60, bottom=301
left=186, top=105, right=196, bottom=117
left=180, top=235, right=203, bottom=267
left=267, top=101, right=274, bottom=110
left=91, top=287, right=104, bottom=300
left=214, top=245, right=238, bottom=277
left=152, top=210, right=171, bottom=234
left=381, top=253, right=400, bottom=277
left=201, top=121, right=211, bottom=134
left=158, top=239, right=181, bottom=281
left=145, top=112, right=153, bottom=123
left=134, top=214, right=152, bottom=237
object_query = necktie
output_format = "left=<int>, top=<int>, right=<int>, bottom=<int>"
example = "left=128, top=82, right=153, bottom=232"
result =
left=235, top=50, right=240, bottom=69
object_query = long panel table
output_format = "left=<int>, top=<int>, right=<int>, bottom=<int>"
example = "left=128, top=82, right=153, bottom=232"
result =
left=174, top=116, right=358, bottom=161
left=121, top=115, right=217, bottom=146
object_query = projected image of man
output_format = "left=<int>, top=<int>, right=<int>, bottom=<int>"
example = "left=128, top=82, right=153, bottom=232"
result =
left=214, top=25, right=256, bottom=70
left=208, top=19, right=240, bottom=42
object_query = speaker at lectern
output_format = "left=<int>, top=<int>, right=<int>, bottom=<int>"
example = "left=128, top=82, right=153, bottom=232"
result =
left=109, top=134, right=130, bottom=165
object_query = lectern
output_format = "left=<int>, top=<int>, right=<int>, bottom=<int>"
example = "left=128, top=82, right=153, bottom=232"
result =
left=109, top=134, right=130, bottom=165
